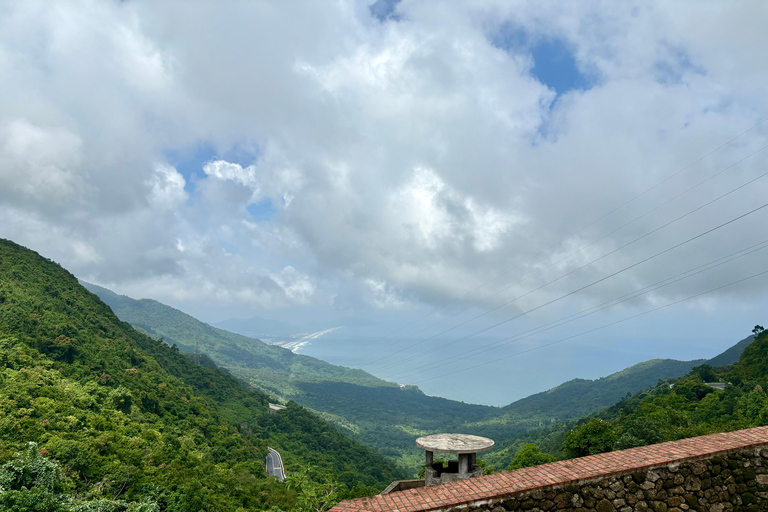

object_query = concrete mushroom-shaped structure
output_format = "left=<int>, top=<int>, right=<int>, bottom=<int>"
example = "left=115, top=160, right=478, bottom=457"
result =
left=416, top=433, right=494, bottom=486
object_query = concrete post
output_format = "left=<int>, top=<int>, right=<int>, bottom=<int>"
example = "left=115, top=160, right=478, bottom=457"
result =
left=425, top=450, right=433, bottom=467
left=458, top=453, right=470, bottom=475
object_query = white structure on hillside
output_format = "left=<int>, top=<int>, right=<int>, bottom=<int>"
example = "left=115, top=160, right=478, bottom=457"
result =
left=416, top=433, right=494, bottom=487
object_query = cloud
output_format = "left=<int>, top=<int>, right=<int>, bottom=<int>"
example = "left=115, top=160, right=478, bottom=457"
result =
left=365, top=278, right=405, bottom=310
left=272, top=266, right=322, bottom=305
left=0, top=0, right=766, bottom=328
left=0, top=119, right=85, bottom=212
left=391, top=166, right=519, bottom=252
left=148, top=164, right=187, bottom=210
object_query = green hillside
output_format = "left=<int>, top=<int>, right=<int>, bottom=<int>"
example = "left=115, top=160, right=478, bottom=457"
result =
left=82, top=282, right=747, bottom=474
left=496, top=326, right=768, bottom=472
left=600, top=329, right=768, bottom=451
left=481, top=338, right=754, bottom=469
left=495, top=334, right=758, bottom=427
left=0, top=239, right=405, bottom=511
left=496, top=358, right=704, bottom=421
left=82, top=283, right=500, bottom=468
left=471, top=358, right=703, bottom=468
left=707, top=334, right=756, bottom=367
left=81, top=282, right=392, bottom=397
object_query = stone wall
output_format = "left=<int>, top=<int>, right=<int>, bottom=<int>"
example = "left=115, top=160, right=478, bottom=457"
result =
left=476, top=448, right=768, bottom=512
left=331, top=426, right=768, bottom=512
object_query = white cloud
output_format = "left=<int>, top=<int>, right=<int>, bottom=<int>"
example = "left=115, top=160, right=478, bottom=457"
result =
left=148, top=164, right=187, bottom=210
left=390, top=166, right=518, bottom=252
left=272, top=266, right=321, bottom=305
left=365, top=278, right=405, bottom=310
left=203, top=160, right=257, bottom=188
left=0, top=0, right=766, bottom=330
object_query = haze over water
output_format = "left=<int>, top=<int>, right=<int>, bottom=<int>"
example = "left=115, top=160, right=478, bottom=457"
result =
left=241, top=302, right=763, bottom=406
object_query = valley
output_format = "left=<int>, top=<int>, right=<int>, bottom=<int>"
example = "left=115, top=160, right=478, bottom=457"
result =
left=0, top=240, right=405, bottom=510
left=83, top=281, right=752, bottom=472
left=0, top=237, right=764, bottom=512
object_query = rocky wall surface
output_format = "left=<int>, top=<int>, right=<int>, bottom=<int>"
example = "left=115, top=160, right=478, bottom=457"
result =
left=472, top=448, right=768, bottom=512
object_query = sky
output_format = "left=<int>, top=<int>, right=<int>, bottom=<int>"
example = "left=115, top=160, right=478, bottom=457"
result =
left=2, top=0, right=768, bottom=405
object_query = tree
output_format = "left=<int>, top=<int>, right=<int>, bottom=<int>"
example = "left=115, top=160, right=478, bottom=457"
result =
left=562, top=418, right=617, bottom=458
left=735, top=388, right=768, bottom=426
left=285, top=467, right=339, bottom=512
left=754, top=325, right=765, bottom=338
left=691, top=364, right=717, bottom=383
left=507, top=444, right=556, bottom=470
left=0, top=442, right=62, bottom=493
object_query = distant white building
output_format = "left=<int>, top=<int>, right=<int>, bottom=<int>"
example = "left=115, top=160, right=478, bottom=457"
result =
left=269, top=403, right=287, bottom=414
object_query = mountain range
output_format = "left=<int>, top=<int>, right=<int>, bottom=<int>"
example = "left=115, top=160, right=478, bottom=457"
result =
left=0, top=236, right=757, bottom=512
left=83, top=281, right=752, bottom=471
left=0, top=239, right=404, bottom=510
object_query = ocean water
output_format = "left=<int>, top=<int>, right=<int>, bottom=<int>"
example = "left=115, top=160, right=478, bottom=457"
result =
left=283, top=327, right=636, bottom=406
left=272, top=307, right=753, bottom=407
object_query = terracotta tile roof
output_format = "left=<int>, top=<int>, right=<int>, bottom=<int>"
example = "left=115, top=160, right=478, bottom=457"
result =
left=332, top=426, right=768, bottom=512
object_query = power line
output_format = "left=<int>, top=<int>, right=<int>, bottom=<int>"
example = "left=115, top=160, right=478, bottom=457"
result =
left=365, top=143, right=768, bottom=370
left=410, top=267, right=768, bottom=385
left=386, top=238, right=768, bottom=380
left=370, top=171, right=768, bottom=373
left=377, top=194, right=768, bottom=373
left=355, top=117, right=768, bottom=365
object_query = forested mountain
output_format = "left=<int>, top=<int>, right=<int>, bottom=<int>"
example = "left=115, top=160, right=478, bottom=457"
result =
left=0, top=239, right=405, bottom=511
left=704, top=334, right=754, bottom=367
left=81, top=282, right=392, bottom=397
left=472, top=358, right=700, bottom=466
left=494, top=332, right=753, bottom=427
left=84, top=282, right=749, bottom=473
left=508, top=358, right=705, bottom=411
left=496, top=326, right=768, bottom=472
left=83, top=283, right=498, bottom=468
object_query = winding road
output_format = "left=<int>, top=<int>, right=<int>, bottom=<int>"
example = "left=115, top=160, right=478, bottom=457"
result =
left=266, top=447, right=286, bottom=482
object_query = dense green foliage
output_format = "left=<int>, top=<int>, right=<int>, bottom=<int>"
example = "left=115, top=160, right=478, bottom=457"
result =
left=0, top=239, right=405, bottom=510
left=561, top=418, right=617, bottom=458
left=506, top=443, right=556, bottom=470
left=603, top=332, right=768, bottom=451
left=86, top=283, right=732, bottom=473
left=284, top=467, right=339, bottom=512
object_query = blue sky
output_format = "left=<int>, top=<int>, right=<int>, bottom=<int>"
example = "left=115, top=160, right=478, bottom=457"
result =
left=164, top=143, right=276, bottom=221
left=529, top=38, right=592, bottom=96
left=369, top=0, right=401, bottom=22
left=492, top=25, right=595, bottom=98
left=163, top=143, right=257, bottom=192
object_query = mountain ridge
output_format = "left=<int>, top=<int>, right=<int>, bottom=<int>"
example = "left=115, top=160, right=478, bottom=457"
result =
left=83, top=281, right=751, bottom=471
left=0, top=239, right=404, bottom=510
left=81, top=281, right=393, bottom=396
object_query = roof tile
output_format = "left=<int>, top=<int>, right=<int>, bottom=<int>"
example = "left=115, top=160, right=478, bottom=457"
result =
left=331, top=426, right=768, bottom=512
